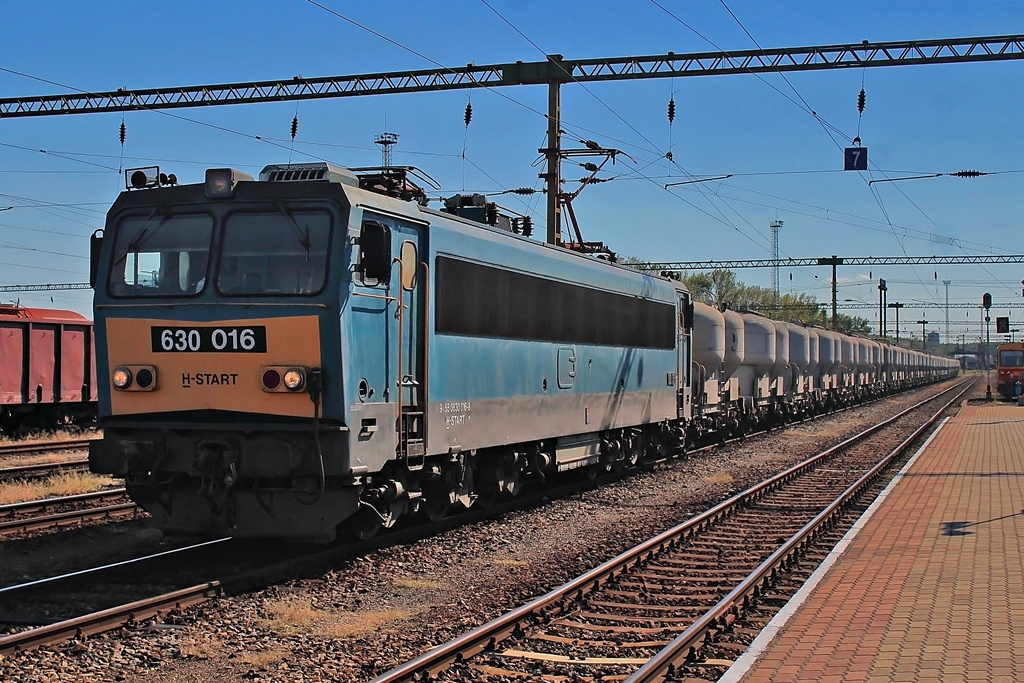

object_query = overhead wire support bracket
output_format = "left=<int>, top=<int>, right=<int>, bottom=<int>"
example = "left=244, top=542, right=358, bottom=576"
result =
left=867, top=173, right=944, bottom=185
left=665, top=174, right=733, bottom=188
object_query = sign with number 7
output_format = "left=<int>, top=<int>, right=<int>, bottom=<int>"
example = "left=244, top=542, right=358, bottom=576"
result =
left=844, top=147, right=868, bottom=170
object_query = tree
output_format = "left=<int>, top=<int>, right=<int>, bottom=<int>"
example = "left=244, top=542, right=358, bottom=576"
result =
left=618, top=260, right=873, bottom=333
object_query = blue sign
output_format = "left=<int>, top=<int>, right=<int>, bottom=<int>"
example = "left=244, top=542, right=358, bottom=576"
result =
left=844, top=147, right=868, bottom=170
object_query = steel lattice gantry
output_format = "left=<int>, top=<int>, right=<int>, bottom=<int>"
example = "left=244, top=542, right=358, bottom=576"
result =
left=3, top=34, right=1024, bottom=246
left=0, top=283, right=91, bottom=293
left=640, top=254, right=1024, bottom=271
left=642, top=253, right=1024, bottom=329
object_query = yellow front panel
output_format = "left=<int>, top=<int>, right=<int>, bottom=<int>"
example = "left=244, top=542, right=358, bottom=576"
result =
left=106, top=316, right=321, bottom=417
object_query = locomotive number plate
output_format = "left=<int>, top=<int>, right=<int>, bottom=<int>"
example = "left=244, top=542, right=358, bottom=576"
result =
left=151, top=326, right=267, bottom=353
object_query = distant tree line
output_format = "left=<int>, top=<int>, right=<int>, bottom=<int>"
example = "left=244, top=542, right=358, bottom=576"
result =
left=618, top=259, right=872, bottom=334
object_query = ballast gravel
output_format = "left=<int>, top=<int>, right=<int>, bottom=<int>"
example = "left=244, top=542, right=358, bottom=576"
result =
left=0, top=381, right=972, bottom=682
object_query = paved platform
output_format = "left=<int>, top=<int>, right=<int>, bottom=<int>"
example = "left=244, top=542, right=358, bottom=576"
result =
left=722, top=401, right=1024, bottom=683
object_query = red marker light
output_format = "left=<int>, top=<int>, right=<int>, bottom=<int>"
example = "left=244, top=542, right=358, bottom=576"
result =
left=262, top=368, right=281, bottom=391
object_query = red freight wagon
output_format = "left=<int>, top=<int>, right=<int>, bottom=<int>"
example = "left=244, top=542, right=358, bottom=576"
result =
left=0, top=305, right=97, bottom=434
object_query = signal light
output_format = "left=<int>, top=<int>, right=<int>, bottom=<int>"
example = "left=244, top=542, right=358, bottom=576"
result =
left=112, top=365, right=157, bottom=391
left=135, top=368, right=155, bottom=389
left=262, top=368, right=281, bottom=391
left=261, top=366, right=307, bottom=393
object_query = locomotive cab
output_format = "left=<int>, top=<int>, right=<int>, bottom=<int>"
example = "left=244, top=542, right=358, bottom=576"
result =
left=89, top=164, right=378, bottom=539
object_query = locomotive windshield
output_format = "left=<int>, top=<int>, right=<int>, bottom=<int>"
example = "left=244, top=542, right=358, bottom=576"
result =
left=107, top=207, right=332, bottom=298
left=108, top=213, right=213, bottom=297
left=999, top=349, right=1024, bottom=367
left=217, top=209, right=331, bottom=296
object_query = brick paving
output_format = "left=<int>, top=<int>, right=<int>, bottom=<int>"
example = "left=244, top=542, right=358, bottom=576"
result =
left=725, top=403, right=1024, bottom=682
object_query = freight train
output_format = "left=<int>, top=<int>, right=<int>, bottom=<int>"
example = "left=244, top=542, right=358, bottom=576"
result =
left=86, top=162, right=960, bottom=541
left=0, top=305, right=97, bottom=434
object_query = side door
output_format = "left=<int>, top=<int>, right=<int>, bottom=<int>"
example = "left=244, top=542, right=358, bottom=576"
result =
left=677, top=291, right=692, bottom=417
left=359, top=214, right=428, bottom=467
left=392, top=227, right=427, bottom=466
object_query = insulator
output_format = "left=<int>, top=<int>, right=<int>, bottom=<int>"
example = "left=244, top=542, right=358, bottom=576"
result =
left=291, top=116, right=299, bottom=140
left=857, top=88, right=866, bottom=114
left=522, top=216, right=533, bottom=238
left=510, top=188, right=536, bottom=195
left=582, top=139, right=600, bottom=150
left=668, top=97, right=676, bottom=123
left=464, top=102, right=473, bottom=127
left=952, top=170, right=984, bottom=178
left=119, top=121, right=126, bottom=146
left=581, top=162, right=599, bottom=172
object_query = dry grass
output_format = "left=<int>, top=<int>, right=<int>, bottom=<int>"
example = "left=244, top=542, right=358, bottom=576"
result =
left=259, top=597, right=422, bottom=639
left=0, top=472, right=117, bottom=505
left=236, top=647, right=290, bottom=668
left=0, top=428, right=90, bottom=446
left=176, top=633, right=220, bottom=660
left=705, top=471, right=735, bottom=486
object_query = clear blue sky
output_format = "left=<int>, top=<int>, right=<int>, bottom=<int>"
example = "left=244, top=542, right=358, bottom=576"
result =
left=2, top=1, right=1023, bottom=343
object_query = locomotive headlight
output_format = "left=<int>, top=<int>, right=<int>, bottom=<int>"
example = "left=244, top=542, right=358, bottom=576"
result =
left=205, top=168, right=254, bottom=198
left=112, top=367, right=133, bottom=389
left=283, top=368, right=306, bottom=391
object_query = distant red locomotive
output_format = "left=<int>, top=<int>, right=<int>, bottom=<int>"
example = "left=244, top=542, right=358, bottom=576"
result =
left=0, top=305, right=97, bottom=434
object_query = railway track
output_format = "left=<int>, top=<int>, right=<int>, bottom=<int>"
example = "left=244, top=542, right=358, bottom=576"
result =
left=0, top=489, right=138, bottom=537
left=0, top=458, right=90, bottom=482
left=0, top=438, right=96, bottom=458
left=0, top=379, right=967, bottom=657
left=369, top=377, right=974, bottom=683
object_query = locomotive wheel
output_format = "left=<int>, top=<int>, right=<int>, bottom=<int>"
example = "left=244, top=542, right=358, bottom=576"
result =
left=501, top=467, right=523, bottom=497
left=420, top=482, right=451, bottom=523
left=624, top=438, right=641, bottom=469
left=347, top=505, right=393, bottom=541
left=475, top=488, right=498, bottom=509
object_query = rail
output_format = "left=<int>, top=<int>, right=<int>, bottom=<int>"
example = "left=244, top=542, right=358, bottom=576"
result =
left=368, top=378, right=973, bottom=682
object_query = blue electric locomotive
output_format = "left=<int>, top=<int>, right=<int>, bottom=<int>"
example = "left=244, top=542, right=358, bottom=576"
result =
left=88, top=163, right=692, bottom=540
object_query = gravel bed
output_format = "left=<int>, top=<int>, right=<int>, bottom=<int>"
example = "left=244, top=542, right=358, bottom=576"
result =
left=0, top=379, right=973, bottom=682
